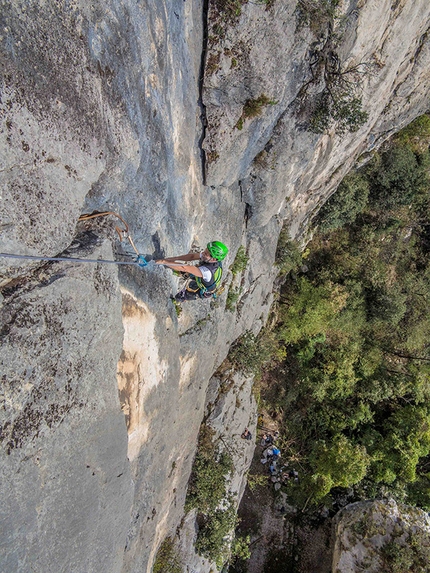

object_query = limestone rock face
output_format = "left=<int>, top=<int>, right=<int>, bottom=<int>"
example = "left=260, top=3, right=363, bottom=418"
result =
left=1, top=1, right=430, bottom=573
left=0, top=237, right=132, bottom=573
left=202, top=0, right=430, bottom=236
left=332, top=499, right=430, bottom=573
left=174, top=371, right=258, bottom=573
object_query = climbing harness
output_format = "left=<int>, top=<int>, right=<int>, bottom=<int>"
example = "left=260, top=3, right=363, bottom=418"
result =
left=179, top=262, right=223, bottom=300
left=195, top=263, right=223, bottom=298
left=0, top=211, right=148, bottom=268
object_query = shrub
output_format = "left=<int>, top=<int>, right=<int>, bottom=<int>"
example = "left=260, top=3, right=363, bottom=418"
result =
left=229, top=326, right=286, bottom=378
left=185, top=425, right=233, bottom=514
left=243, top=95, right=276, bottom=118
left=195, top=499, right=238, bottom=568
left=231, top=534, right=251, bottom=561
left=236, top=94, right=277, bottom=129
left=153, top=538, right=182, bottom=573
left=226, top=286, right=241, bottom=312
left=296, top=0, right=340, bottom=33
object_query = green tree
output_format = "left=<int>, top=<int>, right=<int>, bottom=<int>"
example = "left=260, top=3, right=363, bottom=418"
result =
left=369, top=145, right=429, bottom=210
left=317, top=171, right=369, bottom=231
left=309, top=435, right=369, bottom=500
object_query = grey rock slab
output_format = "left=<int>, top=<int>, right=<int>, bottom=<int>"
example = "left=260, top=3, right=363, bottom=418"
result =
left=0, top=239, right=132, bottom=573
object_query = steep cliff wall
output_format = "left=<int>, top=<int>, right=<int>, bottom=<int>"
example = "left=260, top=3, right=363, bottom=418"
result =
left=1, top=1, right=430, bottom=572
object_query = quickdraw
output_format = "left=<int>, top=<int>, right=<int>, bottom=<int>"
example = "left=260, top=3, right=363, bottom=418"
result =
left=78, top=211, right=141, bottom=258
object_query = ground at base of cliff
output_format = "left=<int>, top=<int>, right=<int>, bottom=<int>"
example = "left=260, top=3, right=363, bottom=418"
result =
left=232, top=430, right=334, bottom=573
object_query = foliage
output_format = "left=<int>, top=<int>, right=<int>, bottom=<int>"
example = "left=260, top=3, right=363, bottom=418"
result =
left=317, top=171, right=370, bottom=231
left=367, top=144, right=430, bottom=210
left=185, top=425, right=238, bottom=568
left=380, top=532, right=430, bottom=573
left=226, top=286, right=242, bottom=312
left=172, top=298, right=182, bottom=317
left=275, top=228, right=302, bottom=275
left=229, top=331, right=263, bottom=375
left=236, top=95, right=277, bottom=128
left=309, top=435, right=370, bottom=500
left=195, top=499, right=238, bottom=568
left=229, top=328, right=286, bottom=377
left=297, top=2, right=369, bottom=134
left=153, top=537, right=182, bottom=573
left=258, top=116, right=430, bottom=508
left=230, top=245, right=249, bottom=276
left=243, top=95, right=276, bottom=118
left=247, top=473, right=268, bottom=491
left=406, top=473, right=430, bottom=511
left=310, top=90, right=368, bottom=135
left=394, top=113, right=430, bottom=153
left=231, top=534, right=251, bottom=561
left=185, top=425, right=233, bottom=514
left=296, top=0, right=340, bottom=32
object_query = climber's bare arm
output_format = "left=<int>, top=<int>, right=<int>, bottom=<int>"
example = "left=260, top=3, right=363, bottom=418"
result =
left=155, top=260, right=203, bottom=278
left=159, top=253, right=200, bottom=263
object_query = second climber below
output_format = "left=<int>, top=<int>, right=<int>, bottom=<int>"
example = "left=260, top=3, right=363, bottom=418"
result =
left=155, top=241, right=228, bottom=302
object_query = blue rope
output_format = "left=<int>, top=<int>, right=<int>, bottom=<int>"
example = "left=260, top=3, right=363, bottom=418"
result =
left=0, top=252, right=148, bottom=268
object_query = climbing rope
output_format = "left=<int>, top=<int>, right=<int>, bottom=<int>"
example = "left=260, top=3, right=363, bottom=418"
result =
left=0, top=211, right=148, bottom=268
left=0, top=252, right=147, bottom=267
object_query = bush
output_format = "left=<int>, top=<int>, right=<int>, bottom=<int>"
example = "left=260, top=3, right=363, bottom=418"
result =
left=243, top=95, right=276, bottom=118
left=153, top=538, right=182, bottom=573
left=229, top=328, right=285, bottom=377
left=185, top=426, right=233, bottom=514
left=226, top=286, right=241, bottom=312
left=296, top=0, right=340, bottom=33
left=236, top=94, right=277, bottom=128
left=195, top=500, right=238, bottom=568
left=231, top=534, right=251, bottom=561
left=186, top=426, right=237, bottom=568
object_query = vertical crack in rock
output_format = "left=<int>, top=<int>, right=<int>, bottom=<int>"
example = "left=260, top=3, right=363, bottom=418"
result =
left=198, top=0, right=210, bottom=185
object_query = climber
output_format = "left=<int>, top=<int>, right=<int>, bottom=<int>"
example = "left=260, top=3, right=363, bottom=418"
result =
left=241, top=427, right=253, bottom=441
left=156, top=241, right=228, bottom=301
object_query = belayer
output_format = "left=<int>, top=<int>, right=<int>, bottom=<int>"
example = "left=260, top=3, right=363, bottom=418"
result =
left=155, top=241, right=228, bottom=302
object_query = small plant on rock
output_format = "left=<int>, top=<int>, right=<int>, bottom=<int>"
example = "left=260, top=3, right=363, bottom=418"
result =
left=226, top=286, right=241, bottom=312
left=236, top=95, right=277, bottom=129
left=230, top=245, right=249, bottom=276
left=243, top=95, right=277, bottom=118
left=153, top=537, right=182, bottom=573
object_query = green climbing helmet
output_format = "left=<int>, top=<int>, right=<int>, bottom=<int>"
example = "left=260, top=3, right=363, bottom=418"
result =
left=207, top=241, right=228, bottom=261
